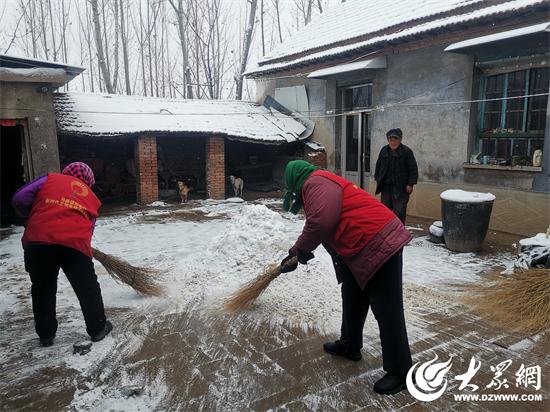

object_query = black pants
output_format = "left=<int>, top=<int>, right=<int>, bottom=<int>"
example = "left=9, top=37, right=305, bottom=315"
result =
left=24, top=244, right=107, bottom=339
left=340, top=253, right=412, bottom=377
left=381, top=188, right=409, bottom=224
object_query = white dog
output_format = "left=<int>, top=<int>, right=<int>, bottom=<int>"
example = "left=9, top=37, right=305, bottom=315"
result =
left=230, top=175, right=244, bottom=197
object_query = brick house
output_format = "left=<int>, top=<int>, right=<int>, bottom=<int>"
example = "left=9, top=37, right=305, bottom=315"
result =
left=245, top=0, right=549, bottom=235
left=53, top=92, right=317, bottom=204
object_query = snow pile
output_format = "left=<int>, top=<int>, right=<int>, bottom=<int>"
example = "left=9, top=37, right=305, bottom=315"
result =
left=440, top=189, right=495, bottom=203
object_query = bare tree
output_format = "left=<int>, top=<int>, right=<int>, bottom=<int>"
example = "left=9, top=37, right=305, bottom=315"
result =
left=272, top=0, right=283, bottom=44
left=119, top=0, right=132, bottom=94
left=260, top=0, right=265, bottom=56
left=235, top=0, right=257, bottom=100
left=168, top=0, right=193, bottom=98
left=90, top=0, right=114, bottom=93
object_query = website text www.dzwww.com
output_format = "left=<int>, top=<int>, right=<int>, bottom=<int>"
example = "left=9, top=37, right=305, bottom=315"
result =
left=454, top=393, right=543, bottom=402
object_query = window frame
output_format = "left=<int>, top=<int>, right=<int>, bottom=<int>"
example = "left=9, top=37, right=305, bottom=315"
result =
left=476, top=67, right=548, bottom=165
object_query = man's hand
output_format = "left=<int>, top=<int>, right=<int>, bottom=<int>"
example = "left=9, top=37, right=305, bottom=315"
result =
left=406, top=185, right=414, bottom=194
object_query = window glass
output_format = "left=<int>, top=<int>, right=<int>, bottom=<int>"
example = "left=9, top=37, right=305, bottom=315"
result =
left=505, top=70, right=526, bottom=131
left=478, top=67, right=548, bottom=165
left=343, top=85, right=371, bottom=111
left=345, top=115, right=359, bottom=171
left=362, top=113, right=370, bottom=173
left=528, top=68, right=549, bottom=132
left=483, top=74, right=504, bottom=131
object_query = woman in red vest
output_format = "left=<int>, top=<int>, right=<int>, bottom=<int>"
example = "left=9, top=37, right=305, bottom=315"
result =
left=281, top=160, right=412, bottom=395
left=11, top=162, right=112, bottom=347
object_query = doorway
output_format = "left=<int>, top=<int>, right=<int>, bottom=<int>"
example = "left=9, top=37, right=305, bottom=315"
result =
left=341, top=83, right=372, bottom=189
left=1, top=124, right=26, bottom=227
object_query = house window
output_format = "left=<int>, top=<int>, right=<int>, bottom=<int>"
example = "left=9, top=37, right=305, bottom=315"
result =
left=478, top=67, right=548, bottom=165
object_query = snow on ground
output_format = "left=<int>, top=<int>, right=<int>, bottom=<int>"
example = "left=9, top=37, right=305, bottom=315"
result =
left=0, top=198, right=516, bottom=409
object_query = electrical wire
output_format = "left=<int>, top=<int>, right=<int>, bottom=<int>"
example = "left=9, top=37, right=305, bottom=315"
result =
left=1, top=92, right=548, bottom=119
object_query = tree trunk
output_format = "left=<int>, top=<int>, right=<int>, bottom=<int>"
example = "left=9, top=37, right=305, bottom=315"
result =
left=47, top=0, right=57, bottom=60
left=274, top=0, right=283, bottom=43
left=169, top=0, right=193, bottom=99
left=260, top=0, right=265, bottom=56
left=90, top=0, right=114, bottom=93
left=119, top=0, right=131, bottom=94
left=235, top=0, right=257, bottom=100
left=39, top=0, right=49, bottom=59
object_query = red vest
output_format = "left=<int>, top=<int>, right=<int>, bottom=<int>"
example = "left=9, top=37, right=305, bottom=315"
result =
left=306, top=170, right=397, bottom=257
left=23, top=173, right=101, bottom=257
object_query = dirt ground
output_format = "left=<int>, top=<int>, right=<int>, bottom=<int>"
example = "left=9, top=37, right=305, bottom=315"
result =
left=0, top=205, right=548, bottom=411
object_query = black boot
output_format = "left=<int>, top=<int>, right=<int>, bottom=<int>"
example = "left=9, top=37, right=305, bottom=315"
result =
left=91, top=320, right=113, bottom=342
left=39, top=336, right=55, bottom=347
left=373, top=373, right=407, bottom=395
left=323, top=340, right=362, bottom=361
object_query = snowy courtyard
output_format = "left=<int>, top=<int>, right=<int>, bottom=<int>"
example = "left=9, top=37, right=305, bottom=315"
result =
left=0, top=198, right=548, bottom=411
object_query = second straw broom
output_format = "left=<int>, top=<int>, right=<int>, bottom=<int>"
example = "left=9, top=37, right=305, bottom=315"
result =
left=224, top=256, right=298, bottom=312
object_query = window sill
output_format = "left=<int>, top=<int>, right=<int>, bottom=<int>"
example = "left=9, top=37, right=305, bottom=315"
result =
left=463, top=163, right=542, bottom=172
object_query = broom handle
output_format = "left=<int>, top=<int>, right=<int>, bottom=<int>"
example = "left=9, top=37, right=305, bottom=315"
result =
left=280, top=256, right=298, bottom=272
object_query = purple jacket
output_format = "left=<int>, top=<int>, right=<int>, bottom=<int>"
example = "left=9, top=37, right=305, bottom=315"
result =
left=291, top=175, right=411, bottom=288
left=11, top=175, right=47, bottom=218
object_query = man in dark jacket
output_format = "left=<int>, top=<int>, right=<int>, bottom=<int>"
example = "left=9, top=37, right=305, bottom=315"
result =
left=374, top=128, right=418, bottom=224
left=280, top=160, right=413, bottom=395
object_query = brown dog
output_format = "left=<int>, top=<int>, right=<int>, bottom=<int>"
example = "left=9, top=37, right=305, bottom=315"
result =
left=177, top=181, right=190, bottom=203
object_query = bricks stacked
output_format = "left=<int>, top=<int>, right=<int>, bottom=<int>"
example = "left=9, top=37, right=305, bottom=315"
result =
left=135, top=135, right=159, bottom=205
left=206, top=137, right=225, bottom=199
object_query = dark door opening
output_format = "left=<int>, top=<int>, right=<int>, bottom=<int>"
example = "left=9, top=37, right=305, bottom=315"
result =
left=1, top=125, right=26, bottom=227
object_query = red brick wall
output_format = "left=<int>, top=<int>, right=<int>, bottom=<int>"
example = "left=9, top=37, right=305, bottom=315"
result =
left=135, top=135, right=159, bottom=204
left=206, top=137, right=225, bottom=199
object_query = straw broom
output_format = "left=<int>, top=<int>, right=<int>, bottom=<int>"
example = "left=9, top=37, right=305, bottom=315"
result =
left=92, top=248, right=165, bottom=297
left=464, top=268, right=550, bottom=334
left=224, top=256, right=298, bottom=312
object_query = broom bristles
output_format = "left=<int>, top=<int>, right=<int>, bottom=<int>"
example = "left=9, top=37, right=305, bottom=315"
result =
left=224, top=256, right=298, bottom=312
left=92, top=247, right=165, bottom=297
left=464, top=268, right=550, bottom=334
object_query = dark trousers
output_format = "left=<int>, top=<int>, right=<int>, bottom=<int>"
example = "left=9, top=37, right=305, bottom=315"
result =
left=381, top=188, right=409, bottom=224
left=24, top=244, right=107, bottom=339
left=340, top=253, right=412, bottom=377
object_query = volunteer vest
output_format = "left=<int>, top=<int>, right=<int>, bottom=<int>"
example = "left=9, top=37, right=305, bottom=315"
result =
left=23, top=173, right=101, bottom=257
left=305, top=170, right=397, bottom=257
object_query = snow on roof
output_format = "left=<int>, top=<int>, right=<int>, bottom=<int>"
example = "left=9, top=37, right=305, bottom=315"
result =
left=53, top=92, right=308, bottom=143
left=307, top=57, right=387, bottom=78
left=445, top=21, right=550, bottom=51
left=247, top=0, right=546, bottom=76
left=0, top=54, right=85, bottom=75
left=440, top=189, right=495, bottom=203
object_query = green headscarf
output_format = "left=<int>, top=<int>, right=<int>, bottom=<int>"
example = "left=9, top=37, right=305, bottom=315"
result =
left=282, top=160, right=320, bottom=214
